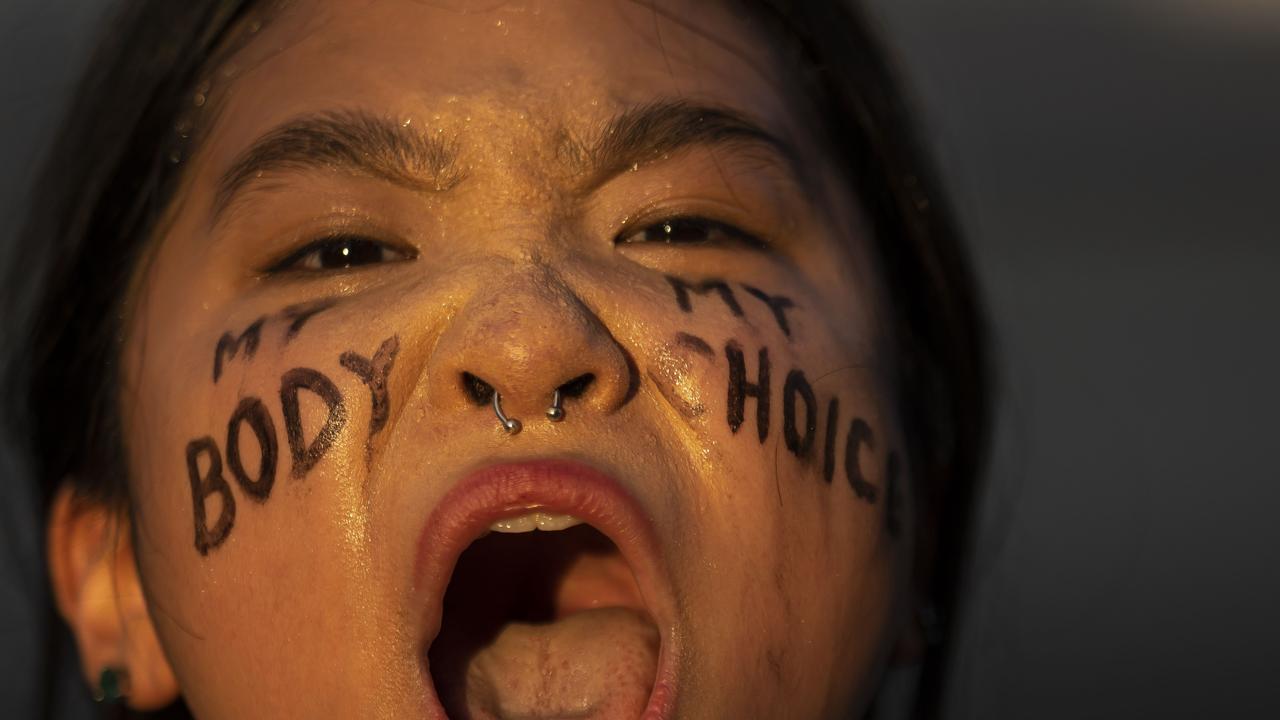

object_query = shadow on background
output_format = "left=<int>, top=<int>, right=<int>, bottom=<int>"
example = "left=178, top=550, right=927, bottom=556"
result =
left=872, top=1, right=1280, bottom=718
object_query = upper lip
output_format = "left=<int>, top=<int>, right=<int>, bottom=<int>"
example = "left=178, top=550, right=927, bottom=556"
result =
left=414, top=457, right=679, bottom=719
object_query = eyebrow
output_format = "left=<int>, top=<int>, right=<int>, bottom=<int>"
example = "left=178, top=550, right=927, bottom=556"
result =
left=212, top=110, right=464, bottom=221
left=574, top=100, right=799, bottom=193
left=212, top=101, right=797, bottom=222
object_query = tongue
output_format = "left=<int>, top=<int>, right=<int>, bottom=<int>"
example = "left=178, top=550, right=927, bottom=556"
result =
left=438, top=607, right=658, bottom=720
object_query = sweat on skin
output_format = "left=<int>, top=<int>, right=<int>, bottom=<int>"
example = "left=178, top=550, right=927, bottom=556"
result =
left=57, top=2, right=919, bottom=718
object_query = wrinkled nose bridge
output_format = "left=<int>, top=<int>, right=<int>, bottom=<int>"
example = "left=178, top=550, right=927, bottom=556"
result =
left=464, top=279, right=576, bottom=382
left=424, top=268, right=633, bottom=420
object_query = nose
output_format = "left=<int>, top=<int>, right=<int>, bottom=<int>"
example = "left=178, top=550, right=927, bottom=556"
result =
left=423, top=268, right=634, bottom=430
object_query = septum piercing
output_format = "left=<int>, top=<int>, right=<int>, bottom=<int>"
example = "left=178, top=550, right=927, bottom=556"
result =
left=545, top=388, right=565, bottom=422
left=493, top=392, right=522, bottom=435
left=493, top=388, right=567, bottom=434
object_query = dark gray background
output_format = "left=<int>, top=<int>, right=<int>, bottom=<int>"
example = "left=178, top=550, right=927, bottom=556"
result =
left=2, top=1, right=1278, bottom=718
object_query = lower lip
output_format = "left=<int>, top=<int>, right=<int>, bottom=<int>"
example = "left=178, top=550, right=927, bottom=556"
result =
left=414, top=458, right=679, bottom=719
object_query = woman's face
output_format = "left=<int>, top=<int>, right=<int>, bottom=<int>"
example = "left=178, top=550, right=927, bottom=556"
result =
left=120, top=1, right=912, bottom=717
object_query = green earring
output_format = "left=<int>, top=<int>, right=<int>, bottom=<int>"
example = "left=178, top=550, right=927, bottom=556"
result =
left=93, top=667, right=129, bottom=703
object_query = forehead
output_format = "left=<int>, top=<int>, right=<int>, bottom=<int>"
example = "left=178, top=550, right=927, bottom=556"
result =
left=203, top=0, right=799, bottom=167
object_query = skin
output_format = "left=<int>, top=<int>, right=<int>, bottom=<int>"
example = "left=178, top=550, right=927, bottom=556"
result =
left=54, top=1, right=918, bottom=717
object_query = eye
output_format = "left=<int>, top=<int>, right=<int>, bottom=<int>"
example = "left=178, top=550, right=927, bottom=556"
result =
left=265, top=235, right=415, bottom=273
left=614, top=216, right=767, bottom=250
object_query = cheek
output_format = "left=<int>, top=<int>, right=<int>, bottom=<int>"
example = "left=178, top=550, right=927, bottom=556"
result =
left=129, top=299, right=379, bottom=553
left=641, top=274, right=906, bottom=707
left=122, top=297, right=413, bottom=715
left=640, top=273, right=900, bottom=537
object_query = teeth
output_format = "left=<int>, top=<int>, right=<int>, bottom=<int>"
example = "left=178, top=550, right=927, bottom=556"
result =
left=489, top=511, right=585, bottom=533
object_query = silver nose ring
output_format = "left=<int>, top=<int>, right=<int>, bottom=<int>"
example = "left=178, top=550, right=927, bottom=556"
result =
left=492, top=392, right=522, bottom=435
left=545, top=389, right=565, bottom=422
left=492, top=388, right=567, bottom=434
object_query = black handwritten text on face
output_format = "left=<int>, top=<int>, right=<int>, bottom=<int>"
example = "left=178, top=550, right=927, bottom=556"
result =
left=188, top=334, right=396, bottom=555
left=664, top=273, right=893, bottom=524
left=212, top=299, right=339, bottom=382
left=340, top=336, right=401, bottom=463
left=665, top=275, right=795, bottom=339
left=720, top=338, right=897, bottom=532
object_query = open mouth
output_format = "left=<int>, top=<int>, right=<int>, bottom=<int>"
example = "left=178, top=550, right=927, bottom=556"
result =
left=417, top=461, right=678, bottom=720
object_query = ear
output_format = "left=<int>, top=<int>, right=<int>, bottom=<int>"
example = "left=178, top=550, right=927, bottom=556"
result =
left=47, top=484, right=180, bottom=710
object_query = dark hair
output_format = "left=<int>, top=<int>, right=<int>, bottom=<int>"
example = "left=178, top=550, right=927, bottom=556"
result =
left=2, top=1, right=989, bottom=718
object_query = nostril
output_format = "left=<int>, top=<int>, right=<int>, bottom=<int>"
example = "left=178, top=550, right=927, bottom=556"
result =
left=460, top=372, right=594, bottom=411
left=461, top=372, right=496, bottom=405
left=559, top=373, right=594, bottom=398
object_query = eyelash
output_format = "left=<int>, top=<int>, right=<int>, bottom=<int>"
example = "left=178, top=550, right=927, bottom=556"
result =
left=614, top=216, right=768, bottom=250
left=264, top=234, right=416, bottom=274
left=264, top=215, right=764, bottom=274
